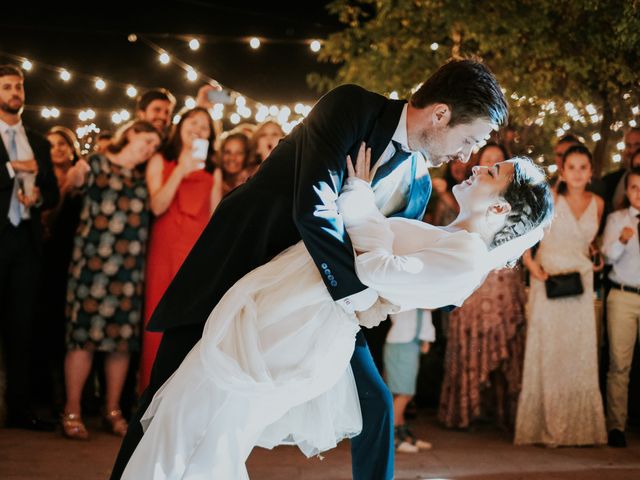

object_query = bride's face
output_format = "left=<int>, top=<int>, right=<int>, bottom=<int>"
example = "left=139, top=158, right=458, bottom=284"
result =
left=453, top=160, right=515, bottom=213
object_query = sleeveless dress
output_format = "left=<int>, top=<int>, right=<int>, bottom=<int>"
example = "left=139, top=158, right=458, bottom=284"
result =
left=121, top=179, right=508, bottom=479
left=140, top=160, right=213, bottom=393
left=515, top=195, right=606, bottom=446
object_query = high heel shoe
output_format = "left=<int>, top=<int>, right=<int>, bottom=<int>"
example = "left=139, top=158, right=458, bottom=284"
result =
left=103, top=409, right=128, bottom=437
left=61, top=412, right=89, bottom=440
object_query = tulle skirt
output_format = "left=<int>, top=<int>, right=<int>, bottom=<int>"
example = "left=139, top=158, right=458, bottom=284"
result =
left=122, top=242, right=363, bottom=479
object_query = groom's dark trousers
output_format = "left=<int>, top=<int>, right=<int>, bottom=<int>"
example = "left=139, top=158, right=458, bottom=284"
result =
left=110, top=85, right=430, bottom=480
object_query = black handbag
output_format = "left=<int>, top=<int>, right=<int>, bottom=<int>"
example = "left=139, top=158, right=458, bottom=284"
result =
left=545, top=272, right=584, bottom=298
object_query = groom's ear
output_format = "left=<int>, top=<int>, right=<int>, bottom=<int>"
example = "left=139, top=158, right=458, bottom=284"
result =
left=431, top=103, right=451, bottom=126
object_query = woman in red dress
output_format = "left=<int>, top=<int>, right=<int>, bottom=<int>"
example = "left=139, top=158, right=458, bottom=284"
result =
left=139, top=107, right=222, bottom=393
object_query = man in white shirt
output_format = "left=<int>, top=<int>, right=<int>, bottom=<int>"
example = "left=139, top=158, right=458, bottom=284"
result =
left=0, top=64, right=59, bottom=431
left=602, top=167, right=640, bottom=447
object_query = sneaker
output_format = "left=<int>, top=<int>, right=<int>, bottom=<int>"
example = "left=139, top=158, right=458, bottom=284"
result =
left=396, top=440, right=420, bottom=453
left=402, top=424, right=432, bottom=450
left=395, top=425, right=419, bottom=453
left=608, top=429, right=627, bottom=448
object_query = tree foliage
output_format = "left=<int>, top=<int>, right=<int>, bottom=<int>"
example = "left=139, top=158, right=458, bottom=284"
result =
left=310, top=0, right=640, bottom=174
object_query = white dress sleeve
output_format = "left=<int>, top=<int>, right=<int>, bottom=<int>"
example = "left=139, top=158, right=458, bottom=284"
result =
left=337, top=178, right=487, bottom=311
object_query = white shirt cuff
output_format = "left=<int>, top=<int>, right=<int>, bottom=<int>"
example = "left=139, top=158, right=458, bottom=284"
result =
left=6, top=162, right=15, bottom=178
left=336, top=287, right=378, bottom=314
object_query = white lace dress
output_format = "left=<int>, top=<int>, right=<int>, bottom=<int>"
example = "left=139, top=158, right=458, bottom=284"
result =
left=122, top=179, right=498, bottom=479
left=515, top=195, right=606, bottom=446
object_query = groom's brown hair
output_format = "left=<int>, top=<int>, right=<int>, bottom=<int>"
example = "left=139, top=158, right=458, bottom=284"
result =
left=411, top=58, right=508, bottom=128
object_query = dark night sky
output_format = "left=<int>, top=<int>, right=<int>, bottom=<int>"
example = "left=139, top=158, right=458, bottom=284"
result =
left=1, top=1, right=344, bottom=133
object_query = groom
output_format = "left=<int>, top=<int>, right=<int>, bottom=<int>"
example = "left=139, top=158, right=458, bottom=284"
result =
left=111, top=59, right=507, bottom=480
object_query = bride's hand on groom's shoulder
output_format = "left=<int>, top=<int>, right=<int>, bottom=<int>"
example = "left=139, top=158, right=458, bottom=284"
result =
left=347, top=142, right=372, bottom=183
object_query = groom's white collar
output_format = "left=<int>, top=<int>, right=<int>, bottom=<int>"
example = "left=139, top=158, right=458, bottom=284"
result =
left=391, top=104, right=411, bottom=153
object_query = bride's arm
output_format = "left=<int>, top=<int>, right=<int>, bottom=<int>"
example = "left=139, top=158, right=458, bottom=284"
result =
left=338, top=175, right=481, bottom=311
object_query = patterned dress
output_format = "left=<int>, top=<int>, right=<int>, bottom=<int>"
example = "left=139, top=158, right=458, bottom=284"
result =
left=438, top=268, right=527, bottom=429
left=66, top=153, right=149, bottom=353
left=515, top=195, right=606, bottom=446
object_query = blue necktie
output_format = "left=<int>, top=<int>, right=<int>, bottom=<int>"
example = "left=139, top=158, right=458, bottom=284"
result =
left=7, top=127, right=22, bottom=226
left=372, top=141, right=412, bottom=187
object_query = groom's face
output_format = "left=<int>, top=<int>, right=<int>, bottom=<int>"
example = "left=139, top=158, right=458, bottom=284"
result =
left=409, top=107, right=495, bottom=167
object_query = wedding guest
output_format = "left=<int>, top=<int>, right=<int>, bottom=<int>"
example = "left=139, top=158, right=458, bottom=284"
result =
left=61, top=120, right=161, bottom=440
left=384, top=309, right=434, bottom=452
left=218, top=132, right=251, bottom=196
left=93, top=131, right=113, bottom=154
left=246, top=120, right=284, bottom=175
left=135, top=89, right=176, bottom=138
left=439, top=143, right=527, bottom=430
left=602, top=128, right=640, bottom=211
left=34, top=127, right=83, bottom=412
left=516, top=144, right=606, bottom=446
left=602, top=167, right=640, bottom=448
left=139, top=107, right=222, bottom=393
left=0, top=65, right=59, bottom=431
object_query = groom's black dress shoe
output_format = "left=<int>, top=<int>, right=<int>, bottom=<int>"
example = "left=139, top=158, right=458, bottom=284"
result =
left=607, top=429, right=627, bottom=448
left=6, top=415, right=57, bottom=432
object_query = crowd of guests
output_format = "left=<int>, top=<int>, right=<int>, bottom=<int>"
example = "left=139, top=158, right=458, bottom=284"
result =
left=0, top=64, right=284, bottom=439
left=1, top=60, right=640, bottom=456
left=389, top=128, right=640, bottom=452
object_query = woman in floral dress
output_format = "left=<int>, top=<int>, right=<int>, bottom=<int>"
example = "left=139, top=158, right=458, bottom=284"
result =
left=61, top=121, right=161, bottom=440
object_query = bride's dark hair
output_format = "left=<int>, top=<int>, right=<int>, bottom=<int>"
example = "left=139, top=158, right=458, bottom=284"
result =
left=490, top=157, right=554, bottom=249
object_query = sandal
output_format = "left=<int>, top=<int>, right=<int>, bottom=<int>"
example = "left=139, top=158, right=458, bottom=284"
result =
left=61, top=412, right=89, bottom=440
left=103, top=409, right=128, bottom=437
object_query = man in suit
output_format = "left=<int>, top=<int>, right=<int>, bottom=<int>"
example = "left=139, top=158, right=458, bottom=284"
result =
left=111, top=59, right=508, bottom=480
left=603, top=127, right=640, bottom=212
left=0, top=64, right=59, bottom=430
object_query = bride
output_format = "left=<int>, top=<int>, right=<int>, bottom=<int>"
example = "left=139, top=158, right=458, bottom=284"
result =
left=122, top=145, right=553, bottom=479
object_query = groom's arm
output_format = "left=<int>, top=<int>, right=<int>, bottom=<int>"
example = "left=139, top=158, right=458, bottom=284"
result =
left=292, top=85, right=378, bottom=312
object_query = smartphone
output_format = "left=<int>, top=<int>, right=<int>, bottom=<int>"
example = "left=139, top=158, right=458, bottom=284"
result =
left=207, top=89, right=233, bottom=105
left=192, top=138, right=209, bottom=167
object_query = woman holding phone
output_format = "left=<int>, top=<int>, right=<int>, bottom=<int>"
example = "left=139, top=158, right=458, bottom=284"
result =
left=139, top=107, right=222, bottom=393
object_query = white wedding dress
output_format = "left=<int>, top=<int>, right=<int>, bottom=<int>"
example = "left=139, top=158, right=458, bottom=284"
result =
left=122, top=179, right=509, bottom=479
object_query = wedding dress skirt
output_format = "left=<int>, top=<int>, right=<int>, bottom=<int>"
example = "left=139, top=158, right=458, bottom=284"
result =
left=122, top=242, right=362, bottom=479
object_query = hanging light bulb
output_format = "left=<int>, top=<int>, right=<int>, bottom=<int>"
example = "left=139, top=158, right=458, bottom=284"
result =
left=310, top=40, right=321, bottom=53
left=250, top=37, right=261, bottom=49
left=95, top=78, right=106, bottom=91
left=159, top=52, right=170, bottom=65
left=186, top=68, right=198, bottom=82
left=21, top=59, right=33, bottom=71
left=126, top=86, right=138, bottom=98
left=189, top=39, right=200, bottom=51
left=59, top=69, right=71, bottom=81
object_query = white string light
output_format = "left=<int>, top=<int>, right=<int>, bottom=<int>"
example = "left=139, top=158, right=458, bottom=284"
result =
left=59, top=69, right=71, bottom=82
left=430, top=42, right=439, bottom=51
left=310, top=40, right=321, bottom=53
left=186, top=67, right=198, bottom=82
left=185, top=97, right=196, bottom=109
left=230, top=113, right=241, bottom=124
left=159, top=52, right=171, bottom=65
left=249, top=37, right=261, bottom=49
left=189, top=39, right=200, bottom=51
left=126, top=86, right=138, bottom=98
left=95, top=78, right=106, bottom=91
left=21, top=59, right=33, bottom=71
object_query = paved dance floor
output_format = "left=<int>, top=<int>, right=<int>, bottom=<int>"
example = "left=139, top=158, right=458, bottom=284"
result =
left=1, top=413, right=639, bottom=479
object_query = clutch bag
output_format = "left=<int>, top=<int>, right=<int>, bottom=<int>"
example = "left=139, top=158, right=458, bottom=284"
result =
left=545, top=272, right=584, bottom=299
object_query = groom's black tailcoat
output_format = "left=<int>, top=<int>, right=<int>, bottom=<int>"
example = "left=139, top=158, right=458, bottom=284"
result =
left=147, top=85, right=409, bottom=332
